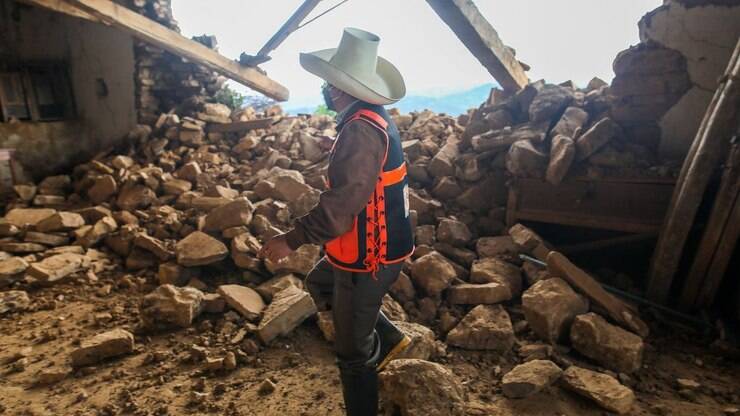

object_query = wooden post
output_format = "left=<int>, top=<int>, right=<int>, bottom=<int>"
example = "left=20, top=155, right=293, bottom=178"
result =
left=426, top=0, right=528, bottom=92
left=647, top=39, right=740, bottom=303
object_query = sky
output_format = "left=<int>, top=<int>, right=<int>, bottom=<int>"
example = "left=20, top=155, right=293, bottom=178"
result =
left=172, top=0, right=662, bottom=109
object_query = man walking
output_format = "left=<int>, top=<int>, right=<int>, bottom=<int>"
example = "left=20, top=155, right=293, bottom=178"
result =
left=259, top=28, right=414, bottom=415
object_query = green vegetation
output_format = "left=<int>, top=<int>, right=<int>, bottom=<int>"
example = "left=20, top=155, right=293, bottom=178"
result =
left=214, top=84, right=246, bottom=111
left=314, top=104, right=337, bottom=117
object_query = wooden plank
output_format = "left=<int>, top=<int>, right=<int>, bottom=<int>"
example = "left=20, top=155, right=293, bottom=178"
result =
left=17, top=0, right=98, bottom=21
left=648, top=39, right=740, bottom=302
left=558, top=232, right=658, bottom=255
left=680, top=143, right=740, bottom=308
left=426, top=0, right=528, bottom=92
left=25, top=0, right=289, bottom=101
left=698, top=192, right=740, bottom=307
left=244, top=0, right=323, bottom=66
left=547, top=251, right=650, bottom=338
left=207, top=117, right=278, bottom=134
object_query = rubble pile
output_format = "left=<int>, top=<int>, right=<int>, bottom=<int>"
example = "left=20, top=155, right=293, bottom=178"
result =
left=0, top=78, right=691, bottom=415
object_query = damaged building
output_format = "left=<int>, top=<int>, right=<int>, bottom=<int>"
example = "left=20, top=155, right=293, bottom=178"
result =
left=0, top=0, right=739, bottom=415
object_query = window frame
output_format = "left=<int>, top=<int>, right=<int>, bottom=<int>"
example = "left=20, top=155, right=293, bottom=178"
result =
left=0, top=61, right=76, bottom=123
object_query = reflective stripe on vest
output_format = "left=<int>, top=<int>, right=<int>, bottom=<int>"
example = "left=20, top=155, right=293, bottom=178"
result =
left=324, top=106, right=415, bottom=274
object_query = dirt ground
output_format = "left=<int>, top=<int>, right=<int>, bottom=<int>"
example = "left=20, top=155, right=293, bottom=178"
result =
left=1, top=269, right=739, bottom=416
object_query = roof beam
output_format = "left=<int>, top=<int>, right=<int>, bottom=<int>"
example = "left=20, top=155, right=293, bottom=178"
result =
left=22, top=0, right=289, bottom=101
left=426, top=0, right=528, bottom=92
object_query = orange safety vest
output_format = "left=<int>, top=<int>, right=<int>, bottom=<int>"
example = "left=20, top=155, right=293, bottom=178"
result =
left=324, top=102, right=415, bottom=274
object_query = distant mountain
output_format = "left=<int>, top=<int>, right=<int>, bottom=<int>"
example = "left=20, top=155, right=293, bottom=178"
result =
left=284, top=83, right=496, bottom=116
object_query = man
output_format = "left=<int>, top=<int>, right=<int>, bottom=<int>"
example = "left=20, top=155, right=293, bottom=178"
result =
left=259, top=28, right=414, bottom=415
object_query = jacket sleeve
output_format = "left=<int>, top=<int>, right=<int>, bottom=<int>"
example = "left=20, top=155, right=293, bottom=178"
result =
left=285, top=119, right=387, bottom=249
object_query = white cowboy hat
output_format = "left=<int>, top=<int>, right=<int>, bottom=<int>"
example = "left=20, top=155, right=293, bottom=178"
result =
left=300, top=27, right=406, bottom=105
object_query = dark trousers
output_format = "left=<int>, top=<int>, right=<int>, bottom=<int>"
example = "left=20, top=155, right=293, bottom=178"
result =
left=305, top=257, right=402, bottom=366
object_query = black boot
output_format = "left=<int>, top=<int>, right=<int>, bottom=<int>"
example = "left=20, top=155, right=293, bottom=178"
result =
left=338, top=332, right=380, bottom=416
left=375, top=311, right=411, bottom=372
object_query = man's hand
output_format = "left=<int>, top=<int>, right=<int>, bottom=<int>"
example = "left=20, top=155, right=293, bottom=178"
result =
left=258, top=234, right=294, bottom=263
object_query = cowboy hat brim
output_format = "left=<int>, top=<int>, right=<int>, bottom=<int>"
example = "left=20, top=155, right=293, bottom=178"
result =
left=300, top=48, right=406, bottom=105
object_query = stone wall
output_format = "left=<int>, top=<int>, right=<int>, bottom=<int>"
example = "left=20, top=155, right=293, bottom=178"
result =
left=612, top=0, right=740, bottom=161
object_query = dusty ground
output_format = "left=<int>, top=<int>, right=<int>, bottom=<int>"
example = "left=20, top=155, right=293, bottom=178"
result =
left=1, top=269, right=739, bottom=416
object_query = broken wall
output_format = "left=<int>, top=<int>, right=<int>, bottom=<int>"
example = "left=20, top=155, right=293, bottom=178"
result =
left=0, top=0, right=137, bottom=180
left=613, top=0, right=740, bottom=161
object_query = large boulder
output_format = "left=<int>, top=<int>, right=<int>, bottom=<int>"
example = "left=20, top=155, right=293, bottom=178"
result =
left=575, top=117, right=622, bottom=161
left=27, top=253, right=90, bottom=284
left=204, top=198, right=253, bottom=232
left=522, top=278, right=588, bottom=344
left=409, top=252, right=457, bottom=297
left=436, top=218, right=472, bottom=247
left=560, top=366, right=636, bottom=414
left=551, top=106, right=589, bottom=138
left=446, top=304, right=515, bottom=352
left=175, top=231, right=228, bottom=267
left=380, top=359, right=466, bottom=416
left=257, top=286, right=317, bottom=344
left=502, top=359, right=563, bottom=398
left=5, top=208, right=56, bottom=227
left=470, top=257, right=522, bottom=295
left=36, top=212, right=85, bottom=233
left=218, top=284, right=265, bottom=321
left=546, top=135, right=576, bottom=185
left=528, top=85, right=574, bottom=123
left=140, top=284, right=204, bottom=329
left=570, top=313, right=644, bottom=373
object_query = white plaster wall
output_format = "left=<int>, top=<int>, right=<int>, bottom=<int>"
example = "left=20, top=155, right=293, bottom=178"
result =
left=639, top=2, right=740, bottom=160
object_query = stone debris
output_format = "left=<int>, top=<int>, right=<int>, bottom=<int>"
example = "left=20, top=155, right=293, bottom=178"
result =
left=522, top=278, right=589, bottom=343
left=561, top=366, right=636, bottom=414
left=217, top=284, right=265, bottom=321
left=140, top=284, right=204, bottom=328
left=410, top=252, right=457, bottom=297
left=379, top=359, right=465, bottom=416
left=394, top=321, right=445, bottom=361
left=316, top=310, right=335, bottom=342
left=0, top=290, right=30, bottom=314
left=27, top=253, right=91, bottom=284
left=176, top=231, right=228, bottom=267
left=257, top=286, right=317, bottom=344
left=70, top=328, right=135, bottom=367
left=502, top=359, right=563, bottom=398
left=447, top=282, right=512, bottom=305
left=264, top=244, right=321, bottom=276
left=446, top=304, right=515, bottom=352
left=570, top=312, right=644, bottom=373
left=5, top=208, right=56, bottom=227
left=0, top=257, right=29, bottom=286
left=35, top=212, right=85, bottom=233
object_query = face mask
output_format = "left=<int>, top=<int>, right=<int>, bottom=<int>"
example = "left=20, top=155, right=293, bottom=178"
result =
left=322, top=83, right=337, bottom=112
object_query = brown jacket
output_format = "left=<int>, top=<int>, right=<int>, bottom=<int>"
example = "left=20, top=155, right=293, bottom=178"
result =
left=285, top=118, right=386, bottom=250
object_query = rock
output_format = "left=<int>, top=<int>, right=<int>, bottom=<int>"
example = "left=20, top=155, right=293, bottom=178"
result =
left=428, top=143, right=459, bottom=178
left=529, top=85, right=573, bottom=123
left=379, top=359, right=465, bottom=416
left=436, top=218, right=472, bottom=247
left=446, top=304, right=515, bottom=352
left=87, top=175, right=118, bottom=204
left=0, top=223, right=19, bottom=237
left=111, top=155, right=134, bottom=170
left=133, top=233, right=173, bottom=261
left=561, top=366, right=636, bottom=414
left=14, top=184, right=37, bottom=201
left=508, top=223, right=550, bottom=260
left=546, top=135, right=576, bottom=185
left=394, top=321, right=443, bottom=361
left=390, top=271, right=416, bottom=304
left=317, top=310, right=335, bottom=342
left=33, top=194, right=65, bottom=205
left=476, top=236, right=519, bottom=259
left=522, top=278, right=589, bottom=343
left=506, top=139, right=547, bottom=177
left=472, top=123, right=547, bottom=153
left=258, top=378, right=277, bottom=395
left=157, top=262, right=193, bottom=286
left=272, top=174, right=312, bottom=201
left=5, top=208, right=57, bottom=227
left=576, top=117, right=622, bottom=161
left=255, top=274, right=303, bottom=302
left=0, top=242, right=46, bottom=254
left=415, top=225, right=436, bottom=246
left=140, top=284, right=204, bottom=329
left=35, top=212, right=85, bottom=233
left=676, top=378, right=701, bottom=390
left=24, top=231, right=70, bottom=247
left=470, top=257, right=522, bottom=295
left=551, top=106, right=589, bottom=138
left=409, top=252, right=457, bottom=297
left=448, top=282, right=512, bottom=305
left=298, top=133, right=324, bottom=163
left=162, top=179, right=192, bottom=195
left=570, top=312, right=644, bottom=373
left=218, top=284, right=265, bottom=321
left=70, top=329, right=134, bottom=367
left=502, top=359, right=563, bottom=398
left=431, top=176, right=462, bottom=200
left=116, top=184, right=156, bottom=211
left=0, top=257, right=29, bottom=286
left=257, top=286, right=317, bottom=344
left=78, top=217, right=117, bottom=248
left=28, top=253, right=90, bottom=284
left=177, top=161, right=202, bottom=182
left=265, top=244, right=321, bottom=276
left=381, top=294, right=408, bottom=322
left=176, top=231, right=228, bottom=266
left=0, top=290, right=30, bottom=314
left=204, top=198, right=253, bottom=232
left=36, top=366, right=72, bottom=385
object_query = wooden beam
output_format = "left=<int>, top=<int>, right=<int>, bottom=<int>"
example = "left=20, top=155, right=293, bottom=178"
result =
left=244, top=0, right=323, bottom=66
left=647, top=39, right=740, bottom=303
left=16, top=0, right=98, bottom=21
left=426, top=0, right=528, bottom=92
left=547, top=251, right=650, bottom=338
left=207, top=117, right=280, bottom=134
left=23, top=0, right=289, bottom=101
left=680, top=142, right=740, bottom=308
